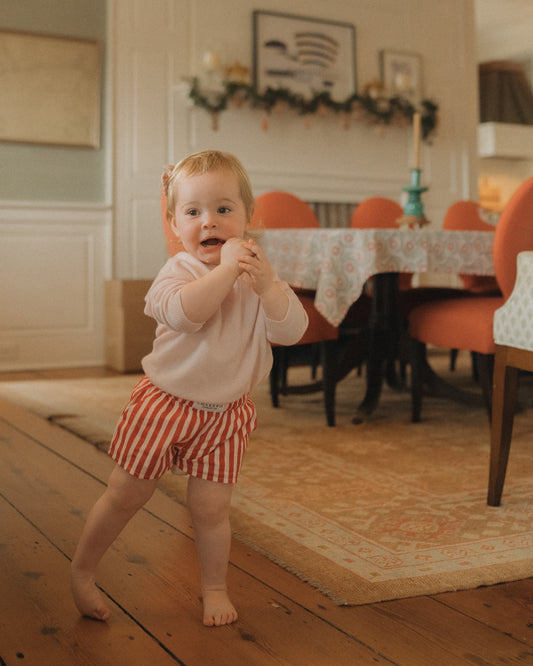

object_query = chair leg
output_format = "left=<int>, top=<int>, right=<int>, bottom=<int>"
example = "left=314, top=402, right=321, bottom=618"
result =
left=279, top=347, right=289, bottom=394
left=450, top=348, right=458, bottom=371
left=311, top=344, right=320, bottom=379
left=398, top=326, right=409, bottom=389
left=471, top=351, right=479, bottom=382
left=475, top=352, right=495, bottom=419
left=385, top=359, right=399, bottom=389
left=270, top=347, right=283, bottom=408
left=410, top=338, right=426, bottom=423
left=321, top=339, right=338, bottom=427
left=271, top=341, right=339, bottom=426
left=488, top=347, right=519, bottom=506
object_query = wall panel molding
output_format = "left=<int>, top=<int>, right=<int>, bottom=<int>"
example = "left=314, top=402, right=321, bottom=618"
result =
left=0, top=202, right=111, bottom=370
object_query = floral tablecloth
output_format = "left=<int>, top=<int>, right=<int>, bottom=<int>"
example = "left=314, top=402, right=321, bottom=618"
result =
left=259, top=228, right=495, bottom=326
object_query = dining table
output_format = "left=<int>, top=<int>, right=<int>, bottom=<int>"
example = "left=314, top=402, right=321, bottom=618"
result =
left=259, top=227, right=496, bottom=422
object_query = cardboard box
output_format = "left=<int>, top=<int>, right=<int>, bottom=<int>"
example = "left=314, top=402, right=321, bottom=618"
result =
left=105, top=280, right=156, bottom=372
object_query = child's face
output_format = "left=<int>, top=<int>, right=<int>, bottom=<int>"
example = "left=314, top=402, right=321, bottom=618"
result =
left=171, top=168, right=249, bottom=265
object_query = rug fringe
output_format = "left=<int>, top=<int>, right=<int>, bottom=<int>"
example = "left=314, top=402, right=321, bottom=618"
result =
left=230, top=531, right=350, bottom=606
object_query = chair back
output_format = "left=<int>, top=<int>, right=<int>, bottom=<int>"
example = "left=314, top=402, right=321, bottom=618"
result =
left=251, top=191, right=320, bottom=229
left=161, top=188, right=184, bottom=256
left=349, top=197, right=402, bottom=229
left=443, top=200, right=500, bottom=293
left=350, top=197, right=411, bottom=289
left=493, top=176, right=533, bottom=300
left=443, top=201, right=495, bottom=232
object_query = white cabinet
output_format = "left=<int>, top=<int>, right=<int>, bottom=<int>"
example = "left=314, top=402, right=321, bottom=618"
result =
left=478, top=122, right=533, bottom=159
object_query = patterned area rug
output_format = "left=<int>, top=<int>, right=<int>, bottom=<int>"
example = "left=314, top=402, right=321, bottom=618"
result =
left=1, top=352, right=533, bottom=605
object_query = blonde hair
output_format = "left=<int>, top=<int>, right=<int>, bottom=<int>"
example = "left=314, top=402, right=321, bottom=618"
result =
left=162, top=150, right=255, bottom=222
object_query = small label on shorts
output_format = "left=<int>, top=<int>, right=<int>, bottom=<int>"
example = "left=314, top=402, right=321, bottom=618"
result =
left=192, top=400, right=227, bottom=413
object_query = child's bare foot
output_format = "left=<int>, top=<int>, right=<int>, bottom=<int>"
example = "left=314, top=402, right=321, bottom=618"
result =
left=202, top=586, right=238, bottom=626
left=71, top=568, right=111, bottom=621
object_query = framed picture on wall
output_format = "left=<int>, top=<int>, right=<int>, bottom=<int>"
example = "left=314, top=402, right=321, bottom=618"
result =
left=0, top=30, right=101, bottom=148
left=253, top=10, right=356, bottom=101
left=380, top=49, right=422, bottom=103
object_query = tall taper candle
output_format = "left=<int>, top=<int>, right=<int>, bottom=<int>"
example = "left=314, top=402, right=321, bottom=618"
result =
left=413, top=111, right=421, bottom=169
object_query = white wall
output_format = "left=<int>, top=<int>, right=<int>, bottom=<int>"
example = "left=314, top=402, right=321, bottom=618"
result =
left=476, top=0, right=533, bottom=62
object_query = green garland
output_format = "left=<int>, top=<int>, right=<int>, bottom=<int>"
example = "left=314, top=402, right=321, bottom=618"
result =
left=186, top=77, right=438, bottom=141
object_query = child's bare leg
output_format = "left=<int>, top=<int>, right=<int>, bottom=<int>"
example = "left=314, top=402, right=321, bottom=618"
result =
left=187, top=476, right=237, bottom=626
left=71, top=464, right=158, bottom=621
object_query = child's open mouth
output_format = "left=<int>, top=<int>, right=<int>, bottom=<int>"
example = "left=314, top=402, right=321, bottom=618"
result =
left=201, top=238, right=225, bottom=247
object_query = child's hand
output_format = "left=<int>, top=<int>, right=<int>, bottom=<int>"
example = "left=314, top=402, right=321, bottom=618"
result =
left=238, top=239, right=275, bottom=296
left=220, top=238, right=253, bottom=273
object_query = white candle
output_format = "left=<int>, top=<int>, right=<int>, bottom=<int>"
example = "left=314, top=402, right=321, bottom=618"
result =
left=203, top=50, right=221, bottom=72
left=413, top=111, right=421, bottom=170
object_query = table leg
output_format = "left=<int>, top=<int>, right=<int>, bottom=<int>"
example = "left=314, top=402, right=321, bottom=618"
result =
left=354, top=273, right=400, bottom=423
left=411, top=345, right=489, bottom=419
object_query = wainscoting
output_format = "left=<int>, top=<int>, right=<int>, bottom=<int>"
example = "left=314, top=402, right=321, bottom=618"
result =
left=0, top=202, right=111, bottom=371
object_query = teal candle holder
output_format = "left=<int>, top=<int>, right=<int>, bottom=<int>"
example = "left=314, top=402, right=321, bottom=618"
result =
left=398, top=168, right=430, bottom=227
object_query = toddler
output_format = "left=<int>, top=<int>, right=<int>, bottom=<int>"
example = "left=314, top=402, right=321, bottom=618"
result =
left=71, top=150, right=308, bottom=626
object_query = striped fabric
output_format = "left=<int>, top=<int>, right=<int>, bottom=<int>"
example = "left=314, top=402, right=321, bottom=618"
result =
left=109, top=377, right=257, bottom=484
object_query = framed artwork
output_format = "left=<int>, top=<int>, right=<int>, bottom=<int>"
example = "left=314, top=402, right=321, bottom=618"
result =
left=380, top=50, right=422, bottom=103
left=0, top=30, right=101, bottom=148
left=253, top=10, right=356, bottom=101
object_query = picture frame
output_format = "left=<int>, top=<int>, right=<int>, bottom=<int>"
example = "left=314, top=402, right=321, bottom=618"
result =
left=380, top=49, right=422, bottom=103
left=253, top=10, right=356, bottom=101
left=0, top=30, right=102, bottom=148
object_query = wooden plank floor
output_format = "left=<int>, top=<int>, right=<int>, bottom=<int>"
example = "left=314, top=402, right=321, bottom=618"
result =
left=1, top=368, right=533, bottom=665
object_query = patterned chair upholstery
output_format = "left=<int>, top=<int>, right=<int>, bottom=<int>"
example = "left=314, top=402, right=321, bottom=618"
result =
left=488, top=251, right=533, bottom=506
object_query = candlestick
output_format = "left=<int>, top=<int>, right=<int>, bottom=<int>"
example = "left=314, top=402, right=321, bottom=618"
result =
left=412, top=111, right=421, bottom=170
left=397, top=168, right=430, bottom=228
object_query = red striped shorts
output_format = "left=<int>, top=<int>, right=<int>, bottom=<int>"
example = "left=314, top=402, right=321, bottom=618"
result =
left=108, top=376, right=257, bottom=484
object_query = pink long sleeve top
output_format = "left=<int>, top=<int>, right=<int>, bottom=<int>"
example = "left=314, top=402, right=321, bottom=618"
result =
left=142, top=253, right=309, bottom=403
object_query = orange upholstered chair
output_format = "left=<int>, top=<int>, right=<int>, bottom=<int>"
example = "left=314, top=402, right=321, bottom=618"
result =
left=349, top=196, right=402, bottom=229
left=251, top=191, right=347, bottom=426
left=350, top=197, right=412, bottom=291
left=161, top=187, right=184, bottom=255
left=253, top=190, right=321, bottom=230
left=442, top=201, right=501, bottom=373
left=443, top=201, right=501, bottom=295
left=409, top=176, right=533, bottom=422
